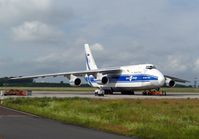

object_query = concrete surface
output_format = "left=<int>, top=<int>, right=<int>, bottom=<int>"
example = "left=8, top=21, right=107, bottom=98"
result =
left=14, top=91, right=199, bottom=99
left=0, top=106, right=134, bottom=139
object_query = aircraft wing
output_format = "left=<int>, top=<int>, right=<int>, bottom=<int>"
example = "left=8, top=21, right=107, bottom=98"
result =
left=164, top=75, right=190, bottom=83
left=11, top=68, right=121, bottom=80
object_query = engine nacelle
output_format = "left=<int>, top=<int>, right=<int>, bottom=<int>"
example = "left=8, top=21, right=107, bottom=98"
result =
left=96, top=75, right=109, bottom=85
left=69, top=76, right=81, bottom=86
left=165, top=78, right=175, bottom=87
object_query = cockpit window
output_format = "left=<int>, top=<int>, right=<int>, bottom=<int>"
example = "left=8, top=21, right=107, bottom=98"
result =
left=146, top=65, right=156, bottom=70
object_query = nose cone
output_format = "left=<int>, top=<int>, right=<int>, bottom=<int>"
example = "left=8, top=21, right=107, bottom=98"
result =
left=157, top=70, right=165, bottom=86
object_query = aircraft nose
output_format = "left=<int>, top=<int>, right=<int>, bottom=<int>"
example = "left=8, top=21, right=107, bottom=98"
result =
left=157, top=70, right=165, bottom=86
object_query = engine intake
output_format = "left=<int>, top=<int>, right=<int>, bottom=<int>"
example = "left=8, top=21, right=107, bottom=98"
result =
left=69, top=77, right=81, bottom=86
left=165, top=78, right=175, bottom=87
left=102, top=76, right=109, bottom=84
left=96, top=75, right=109, bottom=85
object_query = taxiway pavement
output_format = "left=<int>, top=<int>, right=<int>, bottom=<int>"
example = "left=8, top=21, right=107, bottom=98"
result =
left=0, top=106, right=134, bottom=139
left=27, top=91, right=199, bottom=99
left=1, top=91, right=199, bottom=100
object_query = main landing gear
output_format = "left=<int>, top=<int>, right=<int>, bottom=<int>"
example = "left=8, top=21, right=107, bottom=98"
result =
left=142, top=89, right=166, bottom=96
left=121, top=90, right=135, bottom=95
left=95, top=89, right=105, bottom=96
left=95, top=89, right=114, bottom=96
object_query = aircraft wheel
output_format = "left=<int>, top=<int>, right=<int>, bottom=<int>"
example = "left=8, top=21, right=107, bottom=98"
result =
left=142, top=91, right=147, bottom=95
left=95, top=89, right=104, bottom=96
left=121, top=91, right=134, bottom=95
left=162, top=91, right=167, bottom=96
left=104, top=90, right=113, bottom=94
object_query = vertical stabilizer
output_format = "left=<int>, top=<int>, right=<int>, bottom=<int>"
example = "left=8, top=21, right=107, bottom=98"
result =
left=85, top=44, right=98, bottom=70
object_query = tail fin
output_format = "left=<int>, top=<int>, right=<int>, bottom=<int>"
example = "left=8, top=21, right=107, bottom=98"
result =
left=85, top=44, right=98, bottom=70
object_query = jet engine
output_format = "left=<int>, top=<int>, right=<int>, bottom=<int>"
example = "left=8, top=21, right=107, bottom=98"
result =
left=165, top=77, right=175, bottom=87
left=96, top=75, right=109, bottom=85
left=69, top=75, right=81, bottom=86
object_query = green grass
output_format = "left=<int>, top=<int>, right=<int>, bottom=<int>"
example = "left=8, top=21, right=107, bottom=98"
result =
left=2, top=98, right=199, bottom=139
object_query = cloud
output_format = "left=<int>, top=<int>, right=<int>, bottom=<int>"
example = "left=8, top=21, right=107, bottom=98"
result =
left=31, top=43, right=105, bottom=72
left=0, top=0, right=199, bottom=82
left=0, top=0, right=49, bottom=24
left=34, top=45, right=85, bottom=70
left=91, top=43, right=104, bottom=52
left=164, top=55, right=188, bottom=73
left=0, top=0, right=73, bottom=27
left=194, top=58, right=199, bottom=71
left=12, top=21, right=64, bottom=43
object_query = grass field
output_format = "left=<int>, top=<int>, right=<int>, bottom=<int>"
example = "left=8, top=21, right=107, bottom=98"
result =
left=2, top=98, right=199, bottom=139
left=1, top=86, right=199, bottom=93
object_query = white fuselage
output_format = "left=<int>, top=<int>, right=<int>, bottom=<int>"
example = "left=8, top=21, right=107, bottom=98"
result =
left=85, top=64, right=165, bottom=91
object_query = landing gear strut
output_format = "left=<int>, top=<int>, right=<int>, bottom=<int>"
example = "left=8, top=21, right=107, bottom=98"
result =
left=104, top=90, right=113, bottom=94
left=95, top=89, right=105, bottom=96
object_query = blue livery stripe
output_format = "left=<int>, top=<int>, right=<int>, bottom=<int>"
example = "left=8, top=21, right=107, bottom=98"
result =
left=85, top=74, right=158, bottom=84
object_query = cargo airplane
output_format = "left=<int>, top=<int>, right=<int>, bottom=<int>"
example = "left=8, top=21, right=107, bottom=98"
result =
left=12, top=44, right=188, bottom=96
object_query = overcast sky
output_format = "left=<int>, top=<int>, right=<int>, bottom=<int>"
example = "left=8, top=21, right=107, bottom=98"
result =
left=0, top=0, right=199, bottom=84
